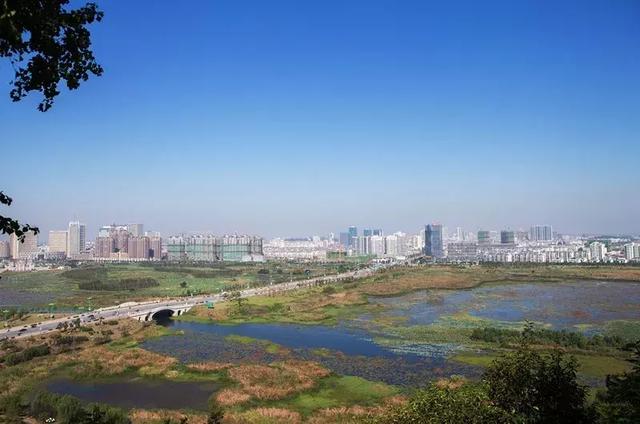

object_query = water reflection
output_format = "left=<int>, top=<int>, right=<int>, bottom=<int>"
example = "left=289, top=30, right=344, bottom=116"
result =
left=46, top=378, right=218, bottom=410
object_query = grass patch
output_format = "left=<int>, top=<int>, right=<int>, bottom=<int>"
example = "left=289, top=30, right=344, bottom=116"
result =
left=575, top=354, right=632, bottom=379
left=285, top=375, right=398, bottom=416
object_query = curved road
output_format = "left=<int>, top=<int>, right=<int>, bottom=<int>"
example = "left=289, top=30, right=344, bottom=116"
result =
left=2, top=264, right=387, bottom=341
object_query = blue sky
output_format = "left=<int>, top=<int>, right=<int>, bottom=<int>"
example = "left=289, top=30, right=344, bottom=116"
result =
left=1, top=0, right=639, bottom=238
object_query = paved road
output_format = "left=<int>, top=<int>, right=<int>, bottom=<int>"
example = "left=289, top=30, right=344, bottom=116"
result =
left=2, top=264, right=386, bottom=341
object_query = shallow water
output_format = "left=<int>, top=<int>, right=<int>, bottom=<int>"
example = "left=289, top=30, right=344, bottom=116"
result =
left=143, top=320, right=479, bottom=386
left=372, top=280, right=640, bottom=331
left=46, top=378, right=218, bottom=410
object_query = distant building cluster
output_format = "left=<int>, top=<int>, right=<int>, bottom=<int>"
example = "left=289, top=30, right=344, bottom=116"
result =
left=167, top=234, right=263, bottom=262
left=94, top=224, right=162, bottom=261
left=1, top=217, right=638, bottom=273
left=264, top=236, right=335, bottom=260
left=337, top=227, right=421, bottom=258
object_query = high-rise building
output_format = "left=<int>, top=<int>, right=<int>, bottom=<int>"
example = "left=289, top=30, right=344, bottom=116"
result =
left=369, top=235, right=385, bottom=256
left=339, top=232, right=350, bottom=248
left=113, top=227, right=130, bottom=253
left=9, top=231, right=38, bottom=259
left=128, top=236, right=150, bottom=259
left=477, top=230, right=491, bottom=245
left=95, top=237, right=115, bottom=258
left=424, top=224, right=444, bottom=258
left=68, top=221, right=86, bottom=257
left=127, top=223, right=144, bottom=237
left=373, top=228, right=383, bottom=236
left=363, top=229, right=372, bottom=237
left=530, top=225, right=553, bottom=242
left=500, top=230, right=515, bottom=245
left=149, top=236, right=162, bottom=259
left=624, top=243, right=640, bottom=260
left=348, top=226, right=357, bottom=248
left=590, top=241, right=607, bottom=262
left=0, top=240, right=9, bottom=258
left=48, top=230, right=68, bottom=256
left=455, top=227, right=464, bottom=241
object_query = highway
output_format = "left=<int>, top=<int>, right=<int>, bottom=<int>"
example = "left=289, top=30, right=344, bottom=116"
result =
left=1, top=264, right=384, bottom=341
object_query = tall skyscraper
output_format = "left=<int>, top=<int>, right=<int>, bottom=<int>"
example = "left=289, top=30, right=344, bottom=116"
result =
left=372, top=228, right=383, bottom=236
left=424, top=224, right=444, bottom=258
left=348, top=226, right=358, bottom=248
left=529, top=225, right=553, bottom=242
left=68, top=221, right=86, bottom=257
left=48, top=230, right=69, bottom=256
left=363, top=228, right=372, bottom=237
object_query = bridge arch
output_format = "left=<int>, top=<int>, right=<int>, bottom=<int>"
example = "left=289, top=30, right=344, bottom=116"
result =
left=141, top=306, right=190, bottom=322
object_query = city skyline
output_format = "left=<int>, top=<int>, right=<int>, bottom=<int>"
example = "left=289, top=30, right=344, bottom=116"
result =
left=1, top=0, right=639, bottom=237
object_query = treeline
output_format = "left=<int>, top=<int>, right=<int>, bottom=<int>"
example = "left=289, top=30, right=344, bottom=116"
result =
left=380, top=331, right=640, bottom=424
left=78, top=277, right=159, bottom=291
left=470, top=326, right=628, bottom=350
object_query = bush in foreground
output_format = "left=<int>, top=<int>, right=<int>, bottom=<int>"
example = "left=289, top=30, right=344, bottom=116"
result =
left=378, top=381, right=514, bottom=424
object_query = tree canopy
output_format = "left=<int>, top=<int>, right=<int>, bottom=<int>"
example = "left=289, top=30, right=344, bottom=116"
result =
left=0, top=0, right=103, bottom=111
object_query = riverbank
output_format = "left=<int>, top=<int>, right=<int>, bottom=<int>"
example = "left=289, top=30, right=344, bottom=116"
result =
left=0, top=318, right=406, bottom=423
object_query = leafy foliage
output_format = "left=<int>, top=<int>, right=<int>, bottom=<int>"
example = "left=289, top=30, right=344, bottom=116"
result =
left=378, top=380, right=514, bottom=424
left=0, top=0, right=103, bottom=111
left=483, top=326, right=595, bottom=423
left=0, top=191, right=38, bottom=241
left=2, top=344, right=50, bottom=366
left=29, top=391, right=130, bottom=423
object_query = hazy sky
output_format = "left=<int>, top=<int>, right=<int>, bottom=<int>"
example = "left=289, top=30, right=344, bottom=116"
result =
left=1, top=0, right=639, bottom=239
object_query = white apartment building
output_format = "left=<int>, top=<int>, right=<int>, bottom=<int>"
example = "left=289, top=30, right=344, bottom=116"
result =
left=589, top=241, right=607, bottom=262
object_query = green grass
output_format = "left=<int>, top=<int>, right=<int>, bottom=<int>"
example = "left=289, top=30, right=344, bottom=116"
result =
left=451, top=352, right=499, bottom=367
left=1, top=262, right=353, bottom=310
left=283, top=375, right=398, bottom=415
left=451, top=351, right=632, bottom=381
left=575, top=354, right=632, bottom=379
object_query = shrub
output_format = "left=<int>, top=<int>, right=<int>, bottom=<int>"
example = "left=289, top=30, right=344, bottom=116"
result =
left=379, top=381, right=514, bottom=423
left=3, top=344, right=50, bottom=366
left=322, top=286, right=337, bottom=294
left=484, top=328, right=594, bottom=423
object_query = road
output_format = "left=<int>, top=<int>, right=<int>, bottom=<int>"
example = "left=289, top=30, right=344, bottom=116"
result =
left=1, top=263, right=386, bottom=341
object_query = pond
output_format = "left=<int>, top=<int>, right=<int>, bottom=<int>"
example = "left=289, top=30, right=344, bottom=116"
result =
left=46, top=378, right=218, bottom=411
left=371, top=280, right=640, bottom=331
left=142, top=320, right=479, bottom=386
